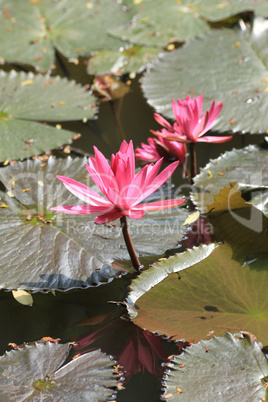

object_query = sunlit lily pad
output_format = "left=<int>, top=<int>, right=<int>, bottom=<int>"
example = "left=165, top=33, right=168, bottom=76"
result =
left=110, top=0, right=268, bottom=47
left=0, top=0, right=129, bottom=70
left=127, top=243, right=268, bottom=346
left=142, top=20, right=268, bottom=133
left=162, top=332, right=268, bottom=401
left=191, top=144, right=268, bottom=256
left=88, top=46, right=160, bottom=75
left=0, top=157, right=187, bottom=290
left=191, top=144, right=268, bottom=213
left=0, top=70, right=96, bottom=161
left=0, top=341, right=117, bottom=401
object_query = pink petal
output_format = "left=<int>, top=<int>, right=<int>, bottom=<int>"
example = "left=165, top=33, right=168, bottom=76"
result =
left=138, top=198, right=185, bottom=211
left=154, top=113, right=173, bottom=131
left=152, top=128, right=188, bottom=143
left=134, top=159, right=164, bottom=203
left=51, top=204, right=112, bottom=215
left=126, top=164, right=150, bottom=205
left=55, top=175, right=110, bottom=206
left=92, top=146, right=116, bottom=190
left=113, top=140, right=135, bottom=180
left=118, top=139, right=129, bottom=154
left=195, top=94, right=204, bottom=120
left=115, top=154, right=133, bottom=192
left=85, top=163, right=119, bottom=202
left=135, top=147, right=158, bottom=163
left=195, top=100, right=223, bottom=138
left=94, top=209, right=124, bottom=224
left=197, top=135, right=233, bottom=143
left=126, top=209, right=145, bottom=219
left=163, top=140, right=187, bottom=163
left=135, top=138, right=161, bottom=163
left=137, top=160, right=180, bottom=202
left=126, top=140, right=135, bottom=179
left=175, top=99, right=197, bottom=141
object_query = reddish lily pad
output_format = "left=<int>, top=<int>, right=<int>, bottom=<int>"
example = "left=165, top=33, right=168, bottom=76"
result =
left=127, top=243, right=268, bottom=346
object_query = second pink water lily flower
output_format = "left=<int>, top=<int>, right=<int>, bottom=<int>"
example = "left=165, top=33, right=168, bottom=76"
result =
left=51, top=140, right=185, bottom=224
left=152, top=94, right=233, bottom=143
left=135, top=137, right=186, bottom=164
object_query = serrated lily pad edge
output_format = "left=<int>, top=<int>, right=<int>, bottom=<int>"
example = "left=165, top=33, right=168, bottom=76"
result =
left=126, top=243, right=218, bottom=319
left=161, top=332, right=268, bottom=399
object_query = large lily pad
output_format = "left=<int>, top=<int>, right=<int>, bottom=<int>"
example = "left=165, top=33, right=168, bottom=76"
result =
left=142, top=20, right=268, bottom=133
left=191, top=144, right=268, bottom=213
left=127, top=243, right=268, bottom=346
left=0, top=341, right=117, bottom=401
left=109, top=0, right=208, bottom=48
left=0, top=70, right=96, bottom=161
left=0, top=157, right=187, bottom=290
left=110, top=0, right=268, bottom=48
left=0, top=0, right=129, bottom=71
left=162, top=332, right=268, bottom=401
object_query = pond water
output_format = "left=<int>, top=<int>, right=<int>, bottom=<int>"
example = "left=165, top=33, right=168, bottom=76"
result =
left=1, top=51, right=267, bottom=400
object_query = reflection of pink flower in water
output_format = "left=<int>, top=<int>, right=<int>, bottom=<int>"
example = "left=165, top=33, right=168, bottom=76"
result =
left=179, top=215, right=214, bottom=249
left=73, top=318, right=187, bottom=379
left=51, top=140, right=184, bottom=224
left=135, top=137, right=186, bottom=165
left=152, top=94, right=233, bottom=144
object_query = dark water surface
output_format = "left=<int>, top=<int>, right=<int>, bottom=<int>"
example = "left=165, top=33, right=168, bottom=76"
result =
left=1, top=56, right=266, bottom=400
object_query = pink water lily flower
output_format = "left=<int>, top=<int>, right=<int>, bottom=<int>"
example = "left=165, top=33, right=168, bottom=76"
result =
left=51, top=140, right=185, bottom=224
left=152, top=94, right=233, bottom=143
left=135, top=137, right=187, bottom=165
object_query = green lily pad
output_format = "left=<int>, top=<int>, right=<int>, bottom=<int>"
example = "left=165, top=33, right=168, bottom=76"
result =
left=162, top=332, right=268, bottom=401
left=88, top=45, right=160, bottom=75
left=142, top=20, right=268, bottom=133
left=0, top=341, right=117, bottom=401
left=109, top=0, right=208, bottom=47
left=191, top=150, right=268, bottom=261
left=0, top=0, right=129, bottom=71
left=0, top=157, right=187, bottom=290
left=191, top=144, right=268, bottom=213
left=109, top=0, right=268, bottom=47
left=127, top=243, right=268, bottom=346
left=0, top=70, right=97, bottom=161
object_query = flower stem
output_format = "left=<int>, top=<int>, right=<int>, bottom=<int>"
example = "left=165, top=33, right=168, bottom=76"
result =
left=189, top=142, right=196, bottom=183
left=120, top=216, right=141, bottom=272
left=110, top=99, right=127, bottom=141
